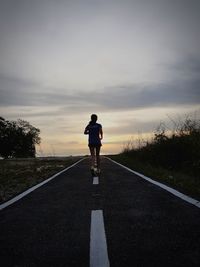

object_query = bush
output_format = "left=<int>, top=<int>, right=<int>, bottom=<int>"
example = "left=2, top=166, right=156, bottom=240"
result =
left=122, top=115, right=200, bottom=176
left=0, top=117, right=41, bottom=159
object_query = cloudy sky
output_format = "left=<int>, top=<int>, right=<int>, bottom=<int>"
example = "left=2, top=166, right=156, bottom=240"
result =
left=0, top=0, right=200, bottom=156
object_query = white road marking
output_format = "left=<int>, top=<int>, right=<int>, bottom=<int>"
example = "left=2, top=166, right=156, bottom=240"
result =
left=93, top=177, right=99, bottom=185
left=90, top=210, right=110, bottom=267
left=107, top=157, right=200, bottom=209
left=0, top=158, right=86, bottom=211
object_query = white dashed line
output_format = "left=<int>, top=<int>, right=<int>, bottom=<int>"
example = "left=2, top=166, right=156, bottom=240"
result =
left=90, top=210, right=110, bottom=267
left=107, top=157, right=200, bottom=209
left=93, top=177, right=99, bottom=185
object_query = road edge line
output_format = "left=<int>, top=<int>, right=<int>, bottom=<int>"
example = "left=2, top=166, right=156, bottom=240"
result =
left=0, top=157, right=86, bottom=211
left=106, top=157, right=200, bottom=209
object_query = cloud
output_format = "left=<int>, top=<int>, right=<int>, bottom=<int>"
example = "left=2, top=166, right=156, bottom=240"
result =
left=1, top=72, right=200, bottom=115
left=1, top=0, right=200, bottom=156
left=163, top=55, right=200, bottom=77
left=104, top=119, right=158, bottom=135
left=84, top=77, right=200, bottom=111
left=0, top=73, right=84, bottom=108
left=0, top=73, right=42, bottom=106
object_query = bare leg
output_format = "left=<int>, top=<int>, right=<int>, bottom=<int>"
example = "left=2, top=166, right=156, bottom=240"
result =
left=89, top=146, right=95, bottom=168
left=96, top=146, right=101, bottom=169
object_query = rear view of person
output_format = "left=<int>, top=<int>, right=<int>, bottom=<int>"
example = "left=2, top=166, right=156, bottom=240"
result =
left=84, top=114, right=103, bottom=175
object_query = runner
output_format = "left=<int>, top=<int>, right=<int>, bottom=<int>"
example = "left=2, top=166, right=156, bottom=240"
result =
left=84, top=114, right=103, bottom=176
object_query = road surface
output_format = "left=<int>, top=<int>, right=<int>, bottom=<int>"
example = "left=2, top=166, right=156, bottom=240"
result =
left=0, top=157, right=200, bottom=267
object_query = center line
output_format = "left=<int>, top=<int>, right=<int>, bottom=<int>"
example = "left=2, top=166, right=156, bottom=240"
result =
left=93, top=177, right=99, bottom=185
left=90, top=210, right=110, bottom=267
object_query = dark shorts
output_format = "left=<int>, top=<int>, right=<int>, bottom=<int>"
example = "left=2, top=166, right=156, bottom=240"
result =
left=88, top=143, right=102, bottom=148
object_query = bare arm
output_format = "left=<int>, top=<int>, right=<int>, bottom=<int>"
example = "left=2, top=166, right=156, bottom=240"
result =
left=84, top=126, right=89, bottom=135
left=100, top=127, right=103, bottom=140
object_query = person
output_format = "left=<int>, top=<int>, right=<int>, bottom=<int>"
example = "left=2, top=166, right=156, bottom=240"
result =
left=84, top=114, right=103, bottom=175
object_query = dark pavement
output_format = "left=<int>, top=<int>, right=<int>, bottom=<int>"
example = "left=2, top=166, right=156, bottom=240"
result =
left=0, top=157, right=200, bottom=267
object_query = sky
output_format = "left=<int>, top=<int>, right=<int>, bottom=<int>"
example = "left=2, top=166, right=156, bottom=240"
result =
left=0, top=0, right=200, bottom=156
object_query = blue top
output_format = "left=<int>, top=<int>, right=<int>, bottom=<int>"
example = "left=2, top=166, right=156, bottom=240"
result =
left=85, top=123, right=102, bottom=146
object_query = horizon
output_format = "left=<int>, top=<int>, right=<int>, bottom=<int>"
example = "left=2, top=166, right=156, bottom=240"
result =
left=1, top=0, right=200, bottom=156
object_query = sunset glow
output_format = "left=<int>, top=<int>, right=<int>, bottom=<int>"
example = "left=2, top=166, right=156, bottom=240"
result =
left=1, top=0, right=199, bottom=156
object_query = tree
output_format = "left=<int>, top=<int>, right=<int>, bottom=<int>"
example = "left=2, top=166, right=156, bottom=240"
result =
left=0, top=117, right=41, bottom=158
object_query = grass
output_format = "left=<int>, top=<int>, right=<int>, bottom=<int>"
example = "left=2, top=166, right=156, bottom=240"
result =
left=1, top=151, right=199, bottom=206
left=110, top=154, right=200, bottom=201
left=0, top=156, right=83, bottom=204
left=109, top=115, right=200, bottom=201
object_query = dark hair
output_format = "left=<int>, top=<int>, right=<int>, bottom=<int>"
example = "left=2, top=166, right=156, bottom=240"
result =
left=91, top=114, right=97, bottom=121
left=89, top=114, right=98, bottom=125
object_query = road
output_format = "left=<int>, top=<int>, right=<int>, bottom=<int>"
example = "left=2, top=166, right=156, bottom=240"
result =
left=0, top=157, right=200, bottom=267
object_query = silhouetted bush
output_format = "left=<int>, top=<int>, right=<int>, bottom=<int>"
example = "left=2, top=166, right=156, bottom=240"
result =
left=122, top=115, right=200, bottom=176
left=0, top=117, right=41, bottom=159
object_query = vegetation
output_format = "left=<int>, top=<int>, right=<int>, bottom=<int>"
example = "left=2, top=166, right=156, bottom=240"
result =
left=0, top=117, right=84, bottom=204
left=111, top=114, right=200, bottom=200
left=0, top=157, right=82, bottom=204
left=0, top=117, right=41, bottom=159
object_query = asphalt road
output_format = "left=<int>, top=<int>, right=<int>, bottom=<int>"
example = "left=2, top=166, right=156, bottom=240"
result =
left=0, top=157, right=200, bottom=267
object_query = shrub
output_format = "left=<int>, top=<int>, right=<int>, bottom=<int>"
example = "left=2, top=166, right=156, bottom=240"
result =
left=122, top=114, right=200, bottom=176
